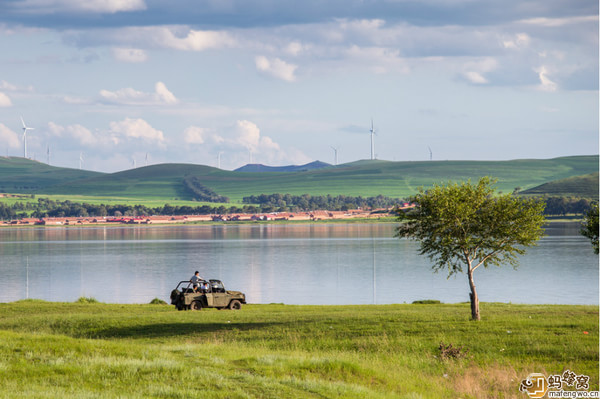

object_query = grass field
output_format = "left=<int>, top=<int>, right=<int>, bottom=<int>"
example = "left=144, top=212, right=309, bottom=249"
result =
left=0, top=301, right=597, bottom=398
left=0, top=193, right=226, bottom=209
left=1, top=155, right=598, bottom=203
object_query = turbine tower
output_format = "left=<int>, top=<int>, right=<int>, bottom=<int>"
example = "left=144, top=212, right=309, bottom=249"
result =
left=369, top=118, right=375, bottom=160
left=217, top=151, right=224, bottom=169
left=428, top=146, right=433, bottom=161
left=47, top=145, right=51, bottom=165
left=21, top=117, right=34, bottom=159
left=330, top=146, right=339, bottom=166
left=145, top=153, right=149, bottom=166
left=79, top=152, right=84, bottom=170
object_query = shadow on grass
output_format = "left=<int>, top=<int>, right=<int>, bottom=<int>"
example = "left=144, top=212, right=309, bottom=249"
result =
left=89, top=321, right=279, bottom=339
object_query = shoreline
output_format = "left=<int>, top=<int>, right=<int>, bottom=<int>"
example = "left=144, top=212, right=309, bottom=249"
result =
left=0, top=215, right=584, bottom=228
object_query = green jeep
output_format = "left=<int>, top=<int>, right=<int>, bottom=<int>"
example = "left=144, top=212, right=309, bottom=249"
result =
left=170, top=279, right=246, bottom=311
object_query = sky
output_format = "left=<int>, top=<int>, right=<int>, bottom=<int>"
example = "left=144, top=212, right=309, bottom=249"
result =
left=0, top=0, right=598, bottom=172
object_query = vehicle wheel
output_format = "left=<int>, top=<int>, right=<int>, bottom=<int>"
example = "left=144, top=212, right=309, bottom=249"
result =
left=228, top=300, right=242, bottom=310
left=190, top=300, right=202, bottom=311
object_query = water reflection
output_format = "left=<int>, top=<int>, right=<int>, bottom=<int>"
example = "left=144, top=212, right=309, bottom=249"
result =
left=0, top=223, right=597, bottom=305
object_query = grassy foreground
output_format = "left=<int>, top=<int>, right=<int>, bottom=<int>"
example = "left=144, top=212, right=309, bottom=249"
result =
left=0, top=301, right=597, bottom=398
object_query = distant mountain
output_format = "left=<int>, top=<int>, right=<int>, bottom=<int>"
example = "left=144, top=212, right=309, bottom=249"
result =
left=235, top=161, right=331, bottom=172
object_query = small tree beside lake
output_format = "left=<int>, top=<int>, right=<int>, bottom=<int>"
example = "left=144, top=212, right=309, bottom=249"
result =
left=580, top=203, right=599, bottom=254
left=396, top=177, right=546, bottom=321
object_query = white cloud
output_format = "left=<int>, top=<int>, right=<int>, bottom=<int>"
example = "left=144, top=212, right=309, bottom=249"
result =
left=183, top=126, right=206, bottom=144
left=344, top=45, right=409, bottom=74
left=534, top=65, right=557, bottom=91
left=154, top=82, right=177, bottom=104
left=99, top=81, right=178, bottom=105
left=461, top=57, right=497, bottom=84
left=502, top=33, right=531, bottom=49
left=284, top=41, right=310, bottom=56
left=0, top=80, right=33, bottom=92
left=0, top=92, right=12, bottom=107
left=463, top=71, right=488, bottom=84
left=234, top=120, right=262, bottom=152
left=109, top=118, right=165, bottom=142
left=0, top=124, right=20, bottom=149
left=185, top=120, right=270, bottom=152
left=60, top=95, right=90, bottom=105
left=112, top=47, right=148, bottom=63
left=167, top=28, right=236, bottom=51
left=113, top=26, right=235, bottom=51
left=14, top=0, right=146, bottom=14
left=519, top=15, right=598, bottom=28
left=255, top=56, right=298, bottom=82
left=47, top=122, right=97, bottom=146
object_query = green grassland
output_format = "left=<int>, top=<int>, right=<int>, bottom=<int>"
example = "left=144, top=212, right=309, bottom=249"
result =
left=1, top=155, right=598, bottom=203
left=0, top=301, right=597, bottom=398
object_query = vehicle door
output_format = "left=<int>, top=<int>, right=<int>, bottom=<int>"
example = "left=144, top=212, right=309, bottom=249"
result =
left=209, top=280, right=229, bottom=307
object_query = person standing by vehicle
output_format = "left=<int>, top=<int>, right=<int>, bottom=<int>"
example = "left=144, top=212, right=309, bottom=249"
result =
left=190, top=271, right=203, bottom=292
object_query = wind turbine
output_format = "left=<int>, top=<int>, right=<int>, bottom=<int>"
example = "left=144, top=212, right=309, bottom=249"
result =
left=217, top=151, right=224, bottom=169
left=428, top=146, right=433, bottom=161
left=369, top=118, right=376, bottom=160
left=47, top=145, right=51, bottom=165
left=132, top=157, right=136, bottom=169
left=330, top=146, right=339, bottom=166
left=79, top=152, right=84, bottom=170
left=145, top=152, right=149, bottom=166
left=21, top=117, right=34, bottom=159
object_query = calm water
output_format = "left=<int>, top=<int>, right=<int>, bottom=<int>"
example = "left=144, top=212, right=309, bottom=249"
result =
left=0, top=223, right=597, bottom=305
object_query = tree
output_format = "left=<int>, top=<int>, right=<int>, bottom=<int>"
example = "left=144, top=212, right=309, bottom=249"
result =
left=580, top=203, right=599, bottom=254
left=396, top=177, right=546, bottom=321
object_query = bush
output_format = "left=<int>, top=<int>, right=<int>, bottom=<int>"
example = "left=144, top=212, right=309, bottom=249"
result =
left=412, top=299, right=441, bottom=304
left=76, top=297, right=99, bottom=304
left=149, top=298, right=167, bottom=305
left=438, top=342, right=470, bottom=360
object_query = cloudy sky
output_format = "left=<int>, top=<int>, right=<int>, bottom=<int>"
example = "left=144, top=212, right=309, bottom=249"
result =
left=0, top=0, right=597, bottom=172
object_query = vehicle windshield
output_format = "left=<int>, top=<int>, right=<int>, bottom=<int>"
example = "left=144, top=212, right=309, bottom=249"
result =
left=209, top=280, right=225, bottom=293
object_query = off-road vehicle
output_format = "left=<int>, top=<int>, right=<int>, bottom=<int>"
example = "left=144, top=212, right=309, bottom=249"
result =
left=170, top=279, right=246, bottom=311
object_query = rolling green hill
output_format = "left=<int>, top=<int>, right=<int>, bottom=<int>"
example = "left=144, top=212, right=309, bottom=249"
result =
left=1, top=155, right=597, bottom=203
left=0, top=157, right=103, bottom=193
left=521, top=172, right=599, bottom=198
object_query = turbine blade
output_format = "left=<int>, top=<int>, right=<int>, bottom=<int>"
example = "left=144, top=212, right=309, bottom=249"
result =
left=21, top=116, right=26, bottom=128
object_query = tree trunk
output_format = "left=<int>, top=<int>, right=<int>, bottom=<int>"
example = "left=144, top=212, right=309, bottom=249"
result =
left=467, top=267, right=480, bottom=321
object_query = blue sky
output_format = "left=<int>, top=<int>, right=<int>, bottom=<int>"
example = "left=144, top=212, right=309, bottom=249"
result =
left=0, top=0, right=597, bottom=172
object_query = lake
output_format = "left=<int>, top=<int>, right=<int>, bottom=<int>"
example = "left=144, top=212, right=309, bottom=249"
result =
left=0, top=222, right=597, bottom=305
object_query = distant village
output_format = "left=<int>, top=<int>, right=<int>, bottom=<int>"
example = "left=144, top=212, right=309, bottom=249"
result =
left=1, top=207, right=413, bottom=227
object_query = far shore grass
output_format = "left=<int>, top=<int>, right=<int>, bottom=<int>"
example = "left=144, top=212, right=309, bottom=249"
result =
left=0, top=301, right=597, bottom=398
